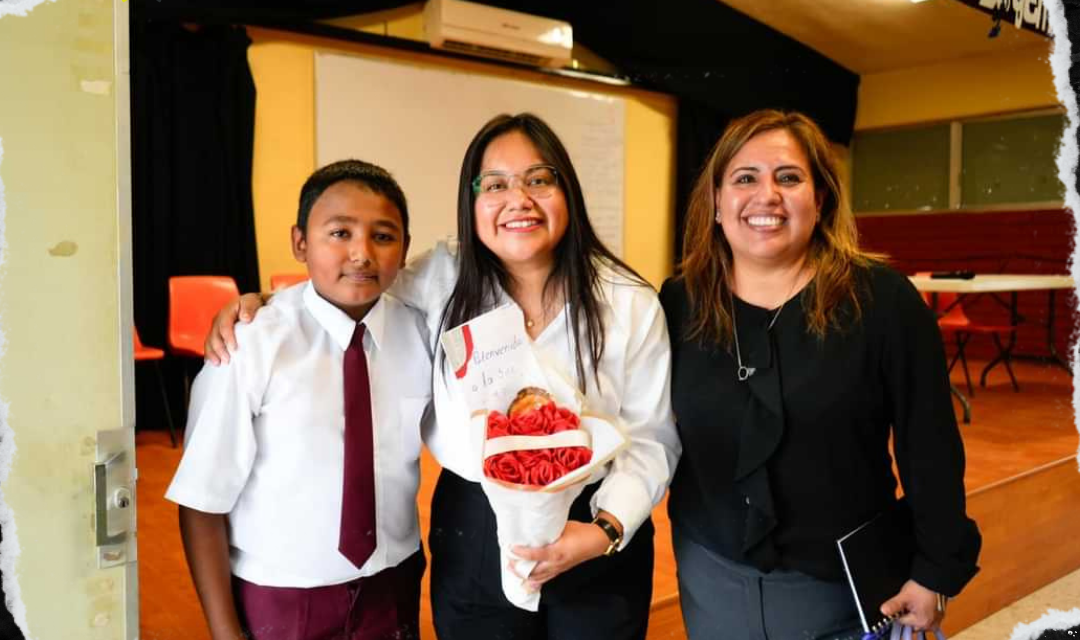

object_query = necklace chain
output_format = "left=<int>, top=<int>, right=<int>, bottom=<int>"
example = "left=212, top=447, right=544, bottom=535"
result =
left=731, top=271, right=803, bottom=382
left=731, top=300, right=786, bottom=382
left=523, top=297, right=562, bottom=332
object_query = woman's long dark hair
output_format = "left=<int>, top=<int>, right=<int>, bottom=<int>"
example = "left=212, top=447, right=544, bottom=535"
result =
left=441, top=113, right=647, bottom=391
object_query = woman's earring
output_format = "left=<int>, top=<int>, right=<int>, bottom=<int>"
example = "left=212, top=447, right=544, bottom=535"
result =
left=715, top=209, right=722, bottom=224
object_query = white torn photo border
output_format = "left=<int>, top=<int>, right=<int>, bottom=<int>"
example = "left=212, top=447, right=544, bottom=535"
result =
left=0, top=133, right=28, bottom=638
left=1043, top=0, right=1080, bottom=470
left=1010, top=3, right=1080, bottom=639
left=0, top=2, right=1073, bottom=640
left=1009, top=608, right=1080, bottom=640
left=0, top=0, right=55, bottom=19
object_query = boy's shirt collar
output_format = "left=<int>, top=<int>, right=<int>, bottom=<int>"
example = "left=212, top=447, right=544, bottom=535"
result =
left=302, top=282, right=385, bottom=352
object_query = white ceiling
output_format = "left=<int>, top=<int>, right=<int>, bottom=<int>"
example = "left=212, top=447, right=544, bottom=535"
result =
left=718, top=0, right=1048, bottom=74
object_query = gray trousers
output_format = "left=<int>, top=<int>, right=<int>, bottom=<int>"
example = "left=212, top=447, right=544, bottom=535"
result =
left=674, top=528, right=864, bottom=640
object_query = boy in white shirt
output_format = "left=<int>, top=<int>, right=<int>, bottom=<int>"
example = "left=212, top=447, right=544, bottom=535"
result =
left=166, top=160, right=432, bottom=640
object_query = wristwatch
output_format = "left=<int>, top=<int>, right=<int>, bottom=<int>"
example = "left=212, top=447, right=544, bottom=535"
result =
left=592, top=515, right=623, bottom=557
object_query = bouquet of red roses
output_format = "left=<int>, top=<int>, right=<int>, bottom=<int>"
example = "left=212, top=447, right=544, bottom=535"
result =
left=476, top=386, right=625, bottom=611
left=483, top=389, right=593, bottom=487
left=440, top=304, right=627, bottom=610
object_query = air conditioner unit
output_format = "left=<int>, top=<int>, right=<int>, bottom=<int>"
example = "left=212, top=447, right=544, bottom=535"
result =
left=424, top=0, right=573, bottom=68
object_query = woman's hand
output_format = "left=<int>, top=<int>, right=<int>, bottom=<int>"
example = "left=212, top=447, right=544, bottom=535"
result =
left=510, top=513, right=621, bottom=591
left=880, top=580, right=943, bottom=631
left=203, top=293, right=267, bottom=365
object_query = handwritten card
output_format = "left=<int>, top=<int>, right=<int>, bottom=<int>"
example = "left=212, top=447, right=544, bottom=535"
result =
left=440, top=304, right=553, bottom=412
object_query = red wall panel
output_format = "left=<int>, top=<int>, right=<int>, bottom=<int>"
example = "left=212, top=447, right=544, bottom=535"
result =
left=855, top=209, right=1076, bottom=364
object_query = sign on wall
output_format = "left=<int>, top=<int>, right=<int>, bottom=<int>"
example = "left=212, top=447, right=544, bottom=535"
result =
left=953, top=0, right=1052, bottom=37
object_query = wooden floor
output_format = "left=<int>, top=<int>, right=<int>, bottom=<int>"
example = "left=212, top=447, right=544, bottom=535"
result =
left=135, top=357, right=1076, bottom=640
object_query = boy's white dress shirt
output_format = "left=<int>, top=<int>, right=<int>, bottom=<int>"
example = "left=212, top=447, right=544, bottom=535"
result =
left=166, top=283, right=432, bottom=587
left=391, top=241, right=681, bottom=550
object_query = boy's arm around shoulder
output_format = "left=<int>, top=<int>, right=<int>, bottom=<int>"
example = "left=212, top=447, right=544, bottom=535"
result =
left=383, top=291, right=436, bottom=370
left=388, top=240, right=459, bottom=343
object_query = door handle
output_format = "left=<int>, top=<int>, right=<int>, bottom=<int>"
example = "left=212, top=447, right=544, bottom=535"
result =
left=93, top=429, right=136, bottom=568
left=94, top=452, right=130, bottom=546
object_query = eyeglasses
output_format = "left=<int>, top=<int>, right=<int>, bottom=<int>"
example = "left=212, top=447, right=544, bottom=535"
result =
left=471, top=165, right=559, bottom=201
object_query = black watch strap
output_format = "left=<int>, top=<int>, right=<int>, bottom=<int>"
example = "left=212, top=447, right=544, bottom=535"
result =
left=592, top=515, right=623, bottom=556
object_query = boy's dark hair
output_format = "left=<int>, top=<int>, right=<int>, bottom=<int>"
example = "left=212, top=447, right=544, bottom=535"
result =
left=297, top=159, right=409, bottom=236
left=441, top=113, right=647, bottom=392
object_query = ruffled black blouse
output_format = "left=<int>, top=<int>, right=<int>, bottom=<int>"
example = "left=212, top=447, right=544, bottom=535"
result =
left=659, top=264, right=981, bottom=596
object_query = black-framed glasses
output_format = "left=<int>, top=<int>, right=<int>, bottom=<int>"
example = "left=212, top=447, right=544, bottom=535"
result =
left=471, top=165, right=559, bottom=201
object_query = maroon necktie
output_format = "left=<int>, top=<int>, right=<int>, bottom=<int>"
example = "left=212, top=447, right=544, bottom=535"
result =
left=339, top=322, right=377, bottom=569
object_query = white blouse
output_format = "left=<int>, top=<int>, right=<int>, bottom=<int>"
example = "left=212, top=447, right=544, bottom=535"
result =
left=390, top=241, right=681, bottom=546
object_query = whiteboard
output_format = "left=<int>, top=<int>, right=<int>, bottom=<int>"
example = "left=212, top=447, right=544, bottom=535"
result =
left=314, top=51, right=625, bottom=257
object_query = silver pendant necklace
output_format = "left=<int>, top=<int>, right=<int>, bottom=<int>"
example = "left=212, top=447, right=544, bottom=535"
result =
left=730, top=270, right=804, bottom=382
left=731, top=298, right=785, bottom=381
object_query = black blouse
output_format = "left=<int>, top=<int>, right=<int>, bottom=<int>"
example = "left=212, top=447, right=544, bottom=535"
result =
left=659, top=264, right=981, bottom=596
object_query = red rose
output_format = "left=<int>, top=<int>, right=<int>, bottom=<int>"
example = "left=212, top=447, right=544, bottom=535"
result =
left=556, top=406, right=579, bottom=426
left=484, top=398, right=592, bottom=486
left=509, top=409, right=546, bottom=435
left=514, top=449, right=551, bottom=469
left=487, top=411, right=511, bottom=438
left=485, top=453, right=525, bottom=484
left=547, top=418, right=575, bottom=434
left=554, top=446, right=592, bottom=470
left=529, top=460, right=559, bottom=486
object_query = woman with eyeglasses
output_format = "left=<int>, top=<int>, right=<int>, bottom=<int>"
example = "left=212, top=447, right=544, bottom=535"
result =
left=205, top=113, right=680, bottom=640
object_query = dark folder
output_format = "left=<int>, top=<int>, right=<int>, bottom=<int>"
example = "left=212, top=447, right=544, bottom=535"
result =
left=836, top=499, right=915, bottom=635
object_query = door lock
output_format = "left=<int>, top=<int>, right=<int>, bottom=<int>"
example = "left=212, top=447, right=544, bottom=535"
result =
left=94, top=429, right=137, bottom=568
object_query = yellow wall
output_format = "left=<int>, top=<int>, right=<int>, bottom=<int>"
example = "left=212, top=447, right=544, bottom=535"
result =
left=247, top=23, right=677, bottom=289
left=855, top=42, right=1059, bottom=130
left=248, top=40, right=316, bottom=292
left=0, top=1, right=136, bottom=638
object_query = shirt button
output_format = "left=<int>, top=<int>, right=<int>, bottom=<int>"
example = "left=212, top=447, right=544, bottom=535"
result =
left=745, top=497, right=751, bottom=505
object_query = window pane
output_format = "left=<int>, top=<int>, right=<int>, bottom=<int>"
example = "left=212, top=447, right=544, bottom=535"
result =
left=852, top=125, right=951, bottom=212
left=961, top=114, right=1065, bottom=206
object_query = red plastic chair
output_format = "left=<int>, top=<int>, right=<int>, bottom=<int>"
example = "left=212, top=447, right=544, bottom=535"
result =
left=168, top=276, right=241, bottom=358
left=134, top=327, right=178, bottom=447
left=270, top=273, right=308, bottom=291
left=916, top=273, right=1019, bottom=396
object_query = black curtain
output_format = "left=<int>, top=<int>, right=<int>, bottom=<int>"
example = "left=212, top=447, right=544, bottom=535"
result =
left=130, top=15, right=260, bottom=429
left=674, top=100, right=732, bottom=265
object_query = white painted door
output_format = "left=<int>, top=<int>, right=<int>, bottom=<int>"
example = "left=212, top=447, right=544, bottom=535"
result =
left=0, top=1, right=138, bottom=638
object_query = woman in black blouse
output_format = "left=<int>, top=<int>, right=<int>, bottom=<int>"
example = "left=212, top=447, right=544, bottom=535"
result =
left=659, top=110, right=981, bottom=639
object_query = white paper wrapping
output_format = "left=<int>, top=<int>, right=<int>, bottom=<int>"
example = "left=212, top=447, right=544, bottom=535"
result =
left=440, top=304, right=628, bottom=610
left=478, top=414, right=627, bottom=610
